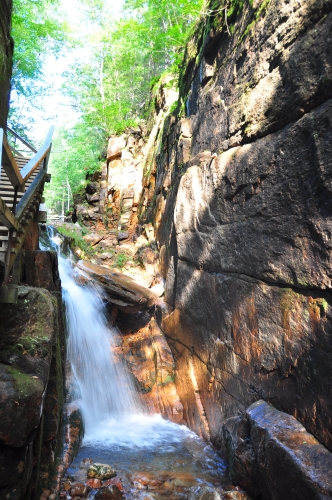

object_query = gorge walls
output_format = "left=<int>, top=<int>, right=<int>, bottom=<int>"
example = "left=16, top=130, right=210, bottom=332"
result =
left=0, top=249, right=66, bottom=499
left=135, top=0, right=332, bottom=472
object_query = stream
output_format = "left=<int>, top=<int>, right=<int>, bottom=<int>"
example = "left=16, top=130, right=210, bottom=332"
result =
left=46, top=228, right=248, bottom=500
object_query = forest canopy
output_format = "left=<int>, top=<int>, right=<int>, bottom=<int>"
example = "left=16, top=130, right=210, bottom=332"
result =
left=10, top=0, right=205, bottom=215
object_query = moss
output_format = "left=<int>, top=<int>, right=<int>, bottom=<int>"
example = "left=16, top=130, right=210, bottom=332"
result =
left=114, top=252, right=131, bottom=269
left=308, top=297, right=328, bottom=318
left=8, top=367, right=43, bottom=398
left=17, top=335, right=50, bottom=357
left=159, top=373, right=175, bottom=386
left=240, top=0, right=271, bottom=41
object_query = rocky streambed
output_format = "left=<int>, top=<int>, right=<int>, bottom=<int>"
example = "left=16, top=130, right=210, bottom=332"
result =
left=59, top=415, right=251, bottom=500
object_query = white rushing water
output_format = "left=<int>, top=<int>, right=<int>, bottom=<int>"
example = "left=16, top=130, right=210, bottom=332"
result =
left=46, top=228, right=141, bottom=435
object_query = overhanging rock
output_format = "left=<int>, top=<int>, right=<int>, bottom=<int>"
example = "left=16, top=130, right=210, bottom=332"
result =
left=76, top=260, right=158, bottom=313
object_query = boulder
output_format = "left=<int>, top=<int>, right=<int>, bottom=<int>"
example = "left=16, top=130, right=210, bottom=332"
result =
left=223, top=400, right=332, bottom=500
left=77, top=260, right=158, bottom=313
left=87, top=463, right=116, bottom=480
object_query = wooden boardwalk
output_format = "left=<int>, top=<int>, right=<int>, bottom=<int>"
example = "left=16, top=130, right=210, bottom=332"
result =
left=0, top=126, right=54, bottom=301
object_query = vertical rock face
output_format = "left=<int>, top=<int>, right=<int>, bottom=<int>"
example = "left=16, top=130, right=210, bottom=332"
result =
left=134, top=0, right=332, bottom=492
left=0, top=259, right=65, bottom=498
left=0, top=0, right=12, bottom=129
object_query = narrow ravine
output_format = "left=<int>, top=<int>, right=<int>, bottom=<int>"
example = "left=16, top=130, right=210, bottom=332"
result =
left=45, top=228, right=249, bottom=500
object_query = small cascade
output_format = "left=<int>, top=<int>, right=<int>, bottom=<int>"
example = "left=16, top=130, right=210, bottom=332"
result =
left=44, top=226, right=235, bottom=499
left=46, top=227, right=141, bottom=433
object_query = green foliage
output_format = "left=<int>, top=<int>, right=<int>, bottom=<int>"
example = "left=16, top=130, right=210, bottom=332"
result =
left=46, top=0, right=204, bottom=213
left=9, top=0, right=70, bottom=136
left=10, top=0, right=204, bottom=213
left=56, top=225, right=94, bottom=257
left=114, top=252, right=130, bottom=269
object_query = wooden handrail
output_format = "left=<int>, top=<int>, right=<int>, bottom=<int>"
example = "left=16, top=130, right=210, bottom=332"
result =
left=0, top=129, right=25, bottom=191
left=15, top=167, right=47, bottom=220
left=7, top=127, right=37, bottom=153
left=20, top=126, right=54, bottom=182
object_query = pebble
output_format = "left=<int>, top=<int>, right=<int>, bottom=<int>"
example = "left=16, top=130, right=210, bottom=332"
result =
left=86, top=478, right=102, bottom=488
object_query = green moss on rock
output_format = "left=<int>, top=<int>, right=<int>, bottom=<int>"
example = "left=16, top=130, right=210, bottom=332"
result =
left=8, top=367, right=43, bottom=399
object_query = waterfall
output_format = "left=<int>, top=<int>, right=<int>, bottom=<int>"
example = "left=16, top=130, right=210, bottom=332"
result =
left=46, top=227, right=141, bottom=434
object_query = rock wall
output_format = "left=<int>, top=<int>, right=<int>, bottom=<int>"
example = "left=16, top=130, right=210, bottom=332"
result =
left=0, top=0, right=12, bottom=130
left=0, top=251, right=66, bottom=499
left=133, top=0, right=332, bottom=485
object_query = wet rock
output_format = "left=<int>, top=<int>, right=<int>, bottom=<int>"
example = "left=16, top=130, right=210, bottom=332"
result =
left=170, top=472, right=198, bottom=488
left=95, top=485, right=123, bottom=500
left=131, top=472, right=162, bottom=490
left=192, top=486, right=222, bottom=500
left=131, top=472, right=151, bottom=489
left=77, top=260, right=158, bottom=313
left=223, top=400, right=332, bottom=500
left=87, top=463, right=116, bottom=480
left=70, top=482, right=91, bottom=497
left=86, top=478, right=102, bottom=488
left=103, top=477, right=124, bottom=491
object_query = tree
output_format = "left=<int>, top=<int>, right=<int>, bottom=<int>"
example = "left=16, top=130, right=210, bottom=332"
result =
left=9, top=0, right=69, bottom=138
left=44, top=0, right=205, bottom=213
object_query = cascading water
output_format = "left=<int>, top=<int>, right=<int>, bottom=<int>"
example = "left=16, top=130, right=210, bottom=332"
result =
left=45, top=226, right=236, bottom=499
left=46, top=227, right=141, bottom=432
left=62, top=258, right=141, bottom=429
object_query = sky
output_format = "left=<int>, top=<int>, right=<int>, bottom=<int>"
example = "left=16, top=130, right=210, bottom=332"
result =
left=9, top=0, right=124, bottom=145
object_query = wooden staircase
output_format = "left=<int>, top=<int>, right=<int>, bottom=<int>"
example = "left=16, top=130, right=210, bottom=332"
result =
left=0, top=126, right=54, bottom=302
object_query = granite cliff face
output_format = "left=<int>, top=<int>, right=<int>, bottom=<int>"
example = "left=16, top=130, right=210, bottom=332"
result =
left=0, top=250, right=66, bottom=499
left=132, top=0, right=332, bottom=492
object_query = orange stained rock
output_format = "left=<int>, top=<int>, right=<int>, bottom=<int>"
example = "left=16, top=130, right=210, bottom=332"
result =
left=103, top=477, right=124, bottom=491
left=86, top=478, right=102, bottom=488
